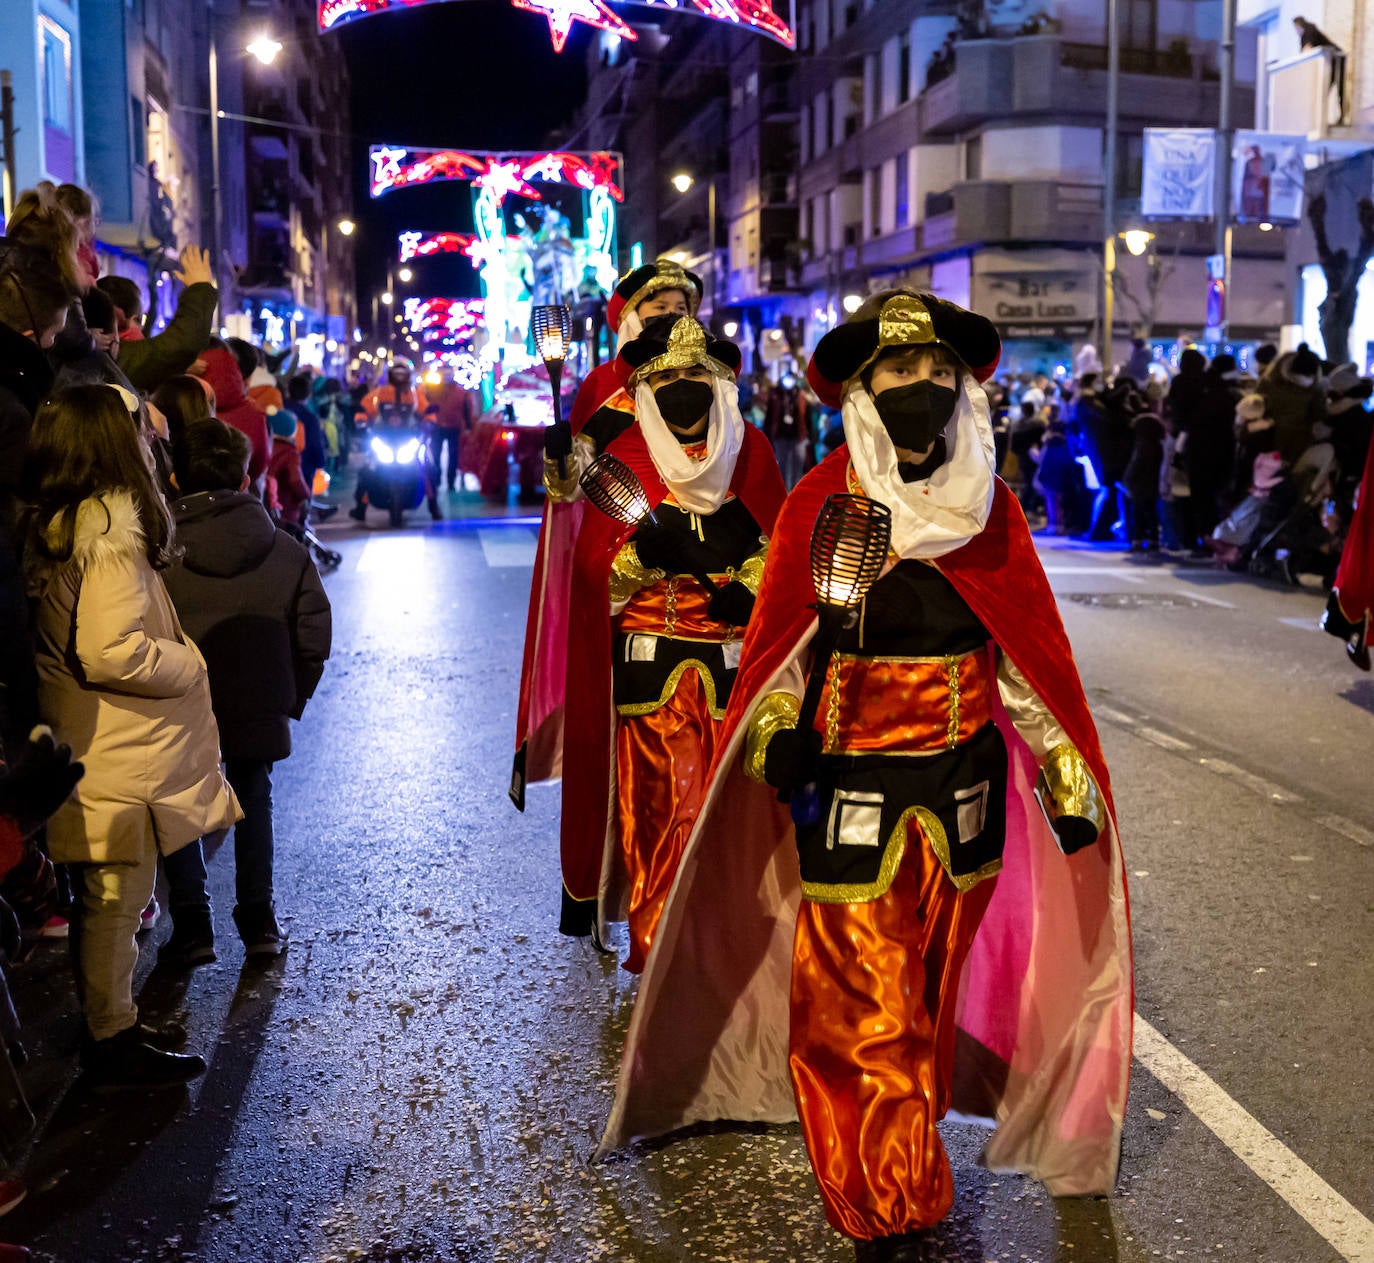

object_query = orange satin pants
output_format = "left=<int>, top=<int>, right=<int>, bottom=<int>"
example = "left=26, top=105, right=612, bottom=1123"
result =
left=615, top=668, right=719, bottom=974
left=789, top=816, right=997, bottom=1240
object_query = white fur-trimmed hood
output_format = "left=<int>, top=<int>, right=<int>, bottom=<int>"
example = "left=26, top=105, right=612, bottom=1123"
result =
left=52, top=491, right=147, bottom=571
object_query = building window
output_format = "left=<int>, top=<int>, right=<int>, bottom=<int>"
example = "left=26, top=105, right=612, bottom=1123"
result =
left=898, top=33, right=911, bottom=105
left=896, top=155, right=909, bottom=227
left=869, top=53, right=882, bottom=122
left=869, top=168, right=881, bottom=237
left=38, top=15, right=75, bottom=183
left=130, top=96, right=145, bottom=168
left=1124, top=0, right=1158, bottom=50
left=965, top=135, right=982, bottom=181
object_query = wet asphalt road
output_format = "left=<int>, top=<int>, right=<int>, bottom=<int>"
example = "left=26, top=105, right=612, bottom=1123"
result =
left=4, top=491, right=1373, bottom=1263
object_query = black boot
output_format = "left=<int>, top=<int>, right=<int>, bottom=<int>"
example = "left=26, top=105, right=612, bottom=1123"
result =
left=81, top=1027, right=206, bottom=1091
left=854, top=1231, right=938, bottom=1263
left=159, top=905, right=216, bottom=968
left=234, top=902, right=284, bottom=958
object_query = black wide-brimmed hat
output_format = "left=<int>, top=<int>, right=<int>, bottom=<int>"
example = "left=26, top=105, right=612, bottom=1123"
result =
left=806, top=289, right=1002, bottom=407
left=607, top=260, right=704, bottom=334
left=621, top=314, right=742, bottom=389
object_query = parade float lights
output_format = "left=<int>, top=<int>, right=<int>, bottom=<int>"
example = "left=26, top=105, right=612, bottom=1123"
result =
left=319, top=0, right=793, bottom=50
left=397, top=232, right=478, bottom=263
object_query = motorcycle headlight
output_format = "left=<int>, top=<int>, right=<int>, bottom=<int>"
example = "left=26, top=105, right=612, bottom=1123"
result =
left=396, top=438, right=422, bottom=464
left=370, top=435, right=396, bottom=465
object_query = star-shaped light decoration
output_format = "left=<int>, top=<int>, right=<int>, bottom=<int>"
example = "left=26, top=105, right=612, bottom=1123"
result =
left=510, top=0, right=635, bottom=53
left=397, top=231, right=424, bottom=263
left=369, top=145, right=408, bottom=194
left=474, top=159, right=542, bottom=204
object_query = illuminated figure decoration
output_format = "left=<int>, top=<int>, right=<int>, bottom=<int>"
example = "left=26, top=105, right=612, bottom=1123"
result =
left=403, top=297, right=485, bottom=342
left=371, top=146, right=620, bottom=381
left=319, top=0, right=793, bottom=49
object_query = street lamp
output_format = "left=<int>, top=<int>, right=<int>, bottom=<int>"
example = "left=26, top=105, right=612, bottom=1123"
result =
left=246, top=34, right=283, bottom=65
left=671, top=170, right=718, bottom=328
left=209, top=26, right=283, bottom=315
left=337, top=218, right=356, bottom=237
left=398, top=266, right=413, bottom=283
left=381, top=291, right=394, bottom=305
left=1120, top=229, right=1155, bottom=257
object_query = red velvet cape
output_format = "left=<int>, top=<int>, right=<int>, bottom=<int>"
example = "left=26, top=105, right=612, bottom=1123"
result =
left=570, top=360, right=631, bottom=436
left=560, top=422, right=786, bottom=910
left=1332, top=447, right=1374, bottom=625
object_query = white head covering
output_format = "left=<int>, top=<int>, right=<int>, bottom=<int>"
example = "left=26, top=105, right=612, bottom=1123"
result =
left=615, top=308, right=644, bottom=352
left=841, top=370, right=995, bottom=559
left=634, top=375, right=745, bottom=516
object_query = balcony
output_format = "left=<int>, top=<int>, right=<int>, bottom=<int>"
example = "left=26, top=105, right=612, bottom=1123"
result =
left=1266, top=48, right=1365, bottom=142
left=917, top=180, right=1102, bottom=253
left=919, top=35, right=1247, bottom=137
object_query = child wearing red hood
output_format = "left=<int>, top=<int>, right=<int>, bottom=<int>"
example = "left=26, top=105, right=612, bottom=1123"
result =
left=193, top=343, right=270, bottom=483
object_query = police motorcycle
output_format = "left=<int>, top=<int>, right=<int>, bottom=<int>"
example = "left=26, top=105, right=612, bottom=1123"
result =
left=353, top=400, right=435, bottom=527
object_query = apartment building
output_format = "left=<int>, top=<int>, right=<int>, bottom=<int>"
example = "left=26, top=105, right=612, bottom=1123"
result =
left=570, top=18, right=802, bottom=346
left=795, top=0, right=1294, bottom=374
left=1, top=0, right=355, bottom=360
left=1240, top=0, right=1374, bottom=366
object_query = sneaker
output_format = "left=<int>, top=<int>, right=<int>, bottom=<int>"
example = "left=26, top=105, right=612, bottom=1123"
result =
left=234, top=903, right=284, bottom=958
left=0, top=1181, right=25, bottom=1217
left=39, top=915, right=68, bottom=939
left=159, top=907, right=216, bottom=968
left=80, top=1027, right=206, bottom=1091
left=138, top=899, right=160, bottom=934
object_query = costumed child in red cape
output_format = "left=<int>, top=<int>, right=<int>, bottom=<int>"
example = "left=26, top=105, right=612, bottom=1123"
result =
left=1322, top=439, right=1374, bottom=670
left=597, top=290, right=1133, bottom=1262
left=557, top=314, right=785, bottom=969
left=510, top=260, right=703, bottom=808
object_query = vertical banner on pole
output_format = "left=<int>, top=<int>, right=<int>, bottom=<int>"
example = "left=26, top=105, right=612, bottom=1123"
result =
left=1231, top=131, right=1307, bottom=224
left=1141, top=129, right=1217, bottom=220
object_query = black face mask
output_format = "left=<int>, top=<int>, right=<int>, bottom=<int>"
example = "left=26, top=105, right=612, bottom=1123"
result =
left=654, top=378, right=714, bottom=434
left=872, top=379, right=957, bottom=453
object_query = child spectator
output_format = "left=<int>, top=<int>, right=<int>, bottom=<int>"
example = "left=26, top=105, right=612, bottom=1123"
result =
left=24, top=385, right=239, bottom=1088
left=161, top=420, right=331, bottom=959
left=268, top=409, right=311, bottom=527
left=285, top=374, right=326, bottom=494
left=95, top=275, right=145, bottom=341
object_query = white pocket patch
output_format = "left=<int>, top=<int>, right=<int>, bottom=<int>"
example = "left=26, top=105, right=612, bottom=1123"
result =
left=722, top=640, right=743, bottom=670
left=954, top=780, right=990, bottom=845
left=627, top=635, right=658, bottom=663
left=826, top=789, right=885, bottom=851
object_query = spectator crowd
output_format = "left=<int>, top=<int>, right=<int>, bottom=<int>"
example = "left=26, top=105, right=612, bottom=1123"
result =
left=0, top=179, right=336, bottom=1260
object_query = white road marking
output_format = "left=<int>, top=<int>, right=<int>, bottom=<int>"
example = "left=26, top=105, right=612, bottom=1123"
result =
left=356, top=535, right=426, bottom=574
left=1171, top=588, right=1237, bottom=609
left=1135, top=725, right=1195, bottom=752
left=1094, top=705, right=1139, bottom=727
left=479, top=528, right=538, bottom=568
left=1197, top=757, right=1304, bottom=803
left=1042, top=565, right=1148, bottom=584
left=1134, top=1016, right=1374, bottom=1262
left=1279, top=616, right=1322, bottom=631
left=1317, top=814, right=1374, bottom=848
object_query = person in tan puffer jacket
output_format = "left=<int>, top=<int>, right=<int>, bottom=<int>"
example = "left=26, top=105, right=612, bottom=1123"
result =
left=23, top=384, right=240, bottom=1090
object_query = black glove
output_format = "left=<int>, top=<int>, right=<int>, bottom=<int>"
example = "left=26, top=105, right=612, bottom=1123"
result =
left=544, top=420, right=573, bottom=462
left=762, top=726, right=823, bottom=800
left=631, top=523, right=723, bottom=577
left=0, top=727, right=85, bottom=838
left=1, top=848, right=58, bottom=932
left=1052, top=815, right=1100, bottom=856
left=707, top=580, right=756, bottom=627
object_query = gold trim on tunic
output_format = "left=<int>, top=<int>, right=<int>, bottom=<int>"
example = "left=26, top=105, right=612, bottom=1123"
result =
left=744, top=691, right=801, bottom=783
left=1035, top=742, right=1106, bottom=839
left=616, top=659, right=725, bottom=720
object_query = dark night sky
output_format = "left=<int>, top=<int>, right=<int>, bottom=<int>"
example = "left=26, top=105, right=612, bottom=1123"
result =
left=333, top=1, right=594, bottom=331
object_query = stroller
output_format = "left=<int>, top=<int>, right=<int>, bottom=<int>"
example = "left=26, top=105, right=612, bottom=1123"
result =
left=1246, top=443, right=1338, bottom=584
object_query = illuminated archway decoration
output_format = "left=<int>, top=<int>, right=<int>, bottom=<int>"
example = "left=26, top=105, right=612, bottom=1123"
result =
left=398, top=232, right=478, bottom=263
left=371, top=147, right=623, bottom=202
left=404, top=297, right=486, bottom=342
left=320, top=0, right=793, bottom=50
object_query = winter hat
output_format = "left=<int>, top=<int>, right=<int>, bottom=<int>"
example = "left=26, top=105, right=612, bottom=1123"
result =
left=1327, top=362, right=1361, bottom=394
left=1254, top=343, right=1278, bottom=369
left=806, top=288, right=1001, bottom=408
left=1251, top=450, right=1284, bottom=491
left=1291, top=342, right=1321, bottom=378
left=268, top=407, right=297, bottom=440
left=606, top=260, right=703, bottom=335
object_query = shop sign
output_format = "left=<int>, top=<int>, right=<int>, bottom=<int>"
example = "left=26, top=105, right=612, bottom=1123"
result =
left=972, top=272, right=1094, bottom=325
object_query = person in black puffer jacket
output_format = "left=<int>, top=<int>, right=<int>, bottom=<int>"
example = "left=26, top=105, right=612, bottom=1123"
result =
left=160, top=419, right=331, bottom=963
